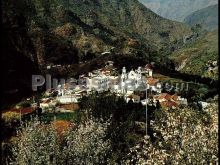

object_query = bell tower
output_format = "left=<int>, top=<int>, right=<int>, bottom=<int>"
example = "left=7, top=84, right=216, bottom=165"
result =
left=121, top=67, right=127, bottom=81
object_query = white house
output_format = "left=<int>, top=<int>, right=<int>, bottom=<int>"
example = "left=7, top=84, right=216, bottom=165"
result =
left=141, top=98, right=150, bottom=106
left=86, top=73, right=113, bottom=92
left=146, top=77, right=162, bottom=93
left=148, top=69, right=153, bottom=77
left=105, top=61, right=114, bottom=67
left=40, top=99, right=57, bottom=111
left=57, top=95, right=81, bottom=104
left=128, top=69, right=137, bottom=80
left=47, top=65, right=51, bottom=69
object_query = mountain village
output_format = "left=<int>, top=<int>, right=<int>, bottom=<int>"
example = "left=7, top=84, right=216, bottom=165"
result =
left=1, top=0, right=218, bottom=163
left=3, top=60, right=212, bottom=121
left=38, top=62, right=189, bottom=114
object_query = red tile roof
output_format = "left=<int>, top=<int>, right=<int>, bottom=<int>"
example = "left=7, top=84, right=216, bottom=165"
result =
left=127, top=95, right=133, bottom=99
left=154, top=93, right=172, bottom=100
left=146, top=77, right=159, bottom=86
left=171, top=94, right=178, bottom=101
left=145, top=64, right=153, bottom=69
left=127, top=94, right=140, bottom=100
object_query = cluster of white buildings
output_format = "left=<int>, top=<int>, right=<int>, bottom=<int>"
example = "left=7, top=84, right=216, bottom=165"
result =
left=55, top=62, right=159, bottom=104
left=40, top=61, right=188, bottom=110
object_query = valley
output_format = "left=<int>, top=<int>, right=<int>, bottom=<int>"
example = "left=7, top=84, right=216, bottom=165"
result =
left=0, top=0, right=218, bottom=164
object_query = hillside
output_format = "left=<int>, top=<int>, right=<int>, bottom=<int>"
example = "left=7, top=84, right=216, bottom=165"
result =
left=1, top=0, right=192, bottom=105
left=139, top=0, right=218, bottom=21
left=2, top=0, right=192, bottom=66
left=184, top=4, right=218, bottom=31
left=170, top=30, right=218, bottom=80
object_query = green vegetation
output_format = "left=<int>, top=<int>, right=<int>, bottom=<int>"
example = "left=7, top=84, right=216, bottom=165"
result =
left=2, top=0, right=192, bottom=66
left=16, top=101, right=31, bottom=109
left=41, top=112, right=77, bottom=123
left=125, top=102, right=218, bottom=164
left=2, top=0, right=193, bottom=107
left=1, top=0, right=219, bottom=163
left=184, top=4, right=218, bottom=31
left=170, top=30, right=218, bottom=80
left=2, top=112, right=20, bottom=124
left=79, top=92, right=145, bottom=162
left=3, top=93, right=218, bottom=164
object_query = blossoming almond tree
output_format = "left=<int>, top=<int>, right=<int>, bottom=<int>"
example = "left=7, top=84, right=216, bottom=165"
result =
left=11, top=119, right=60, bottom=165
left=10, top=118, right=111, bottom=165
left=125, top=103, right=218, bottom=164
left=62, top=119, right=111, bottom=165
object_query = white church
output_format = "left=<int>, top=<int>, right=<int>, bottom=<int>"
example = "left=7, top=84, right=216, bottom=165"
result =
left=55, top=65, right=160, bottom=104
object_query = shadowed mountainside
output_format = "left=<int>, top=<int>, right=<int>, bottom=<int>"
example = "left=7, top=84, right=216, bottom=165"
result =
left=1, top=0, right=192, bottom=106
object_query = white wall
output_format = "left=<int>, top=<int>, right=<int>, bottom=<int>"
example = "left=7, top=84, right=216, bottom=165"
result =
left=57, top=96, right=79, bottom=104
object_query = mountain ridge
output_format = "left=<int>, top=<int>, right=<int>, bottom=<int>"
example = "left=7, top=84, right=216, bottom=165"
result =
left=139, top=0, right=218, bottom=21
left=3, top=0, right=192, bottom=66
left=2, top=0, right=192, bottom=105
left=184, top=4, right=218, bottom=31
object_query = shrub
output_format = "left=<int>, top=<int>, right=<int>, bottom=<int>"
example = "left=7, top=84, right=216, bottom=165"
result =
left=16, top=101, right=31, bottom=108
left=54, top=23, right=77, bottom=38
left=2, top=112, right=20, bottom=123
